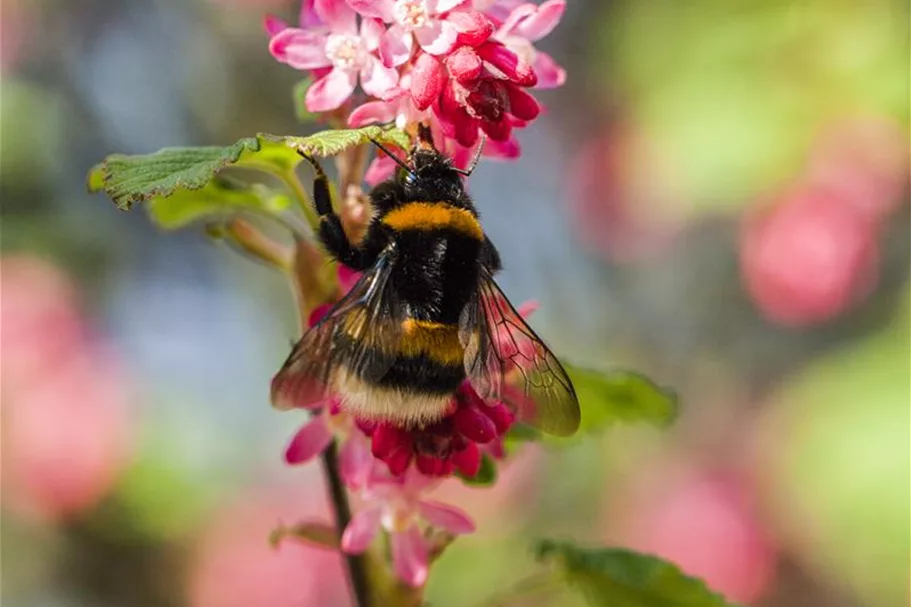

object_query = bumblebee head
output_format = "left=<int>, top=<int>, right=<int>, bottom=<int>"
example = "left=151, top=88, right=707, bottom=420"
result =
left=396, top=149, right=464, bottom=200
left=370, top=125, right=486, bottom=198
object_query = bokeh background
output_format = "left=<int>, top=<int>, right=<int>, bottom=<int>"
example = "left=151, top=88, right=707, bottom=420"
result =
left=2, top=0, right=909, bottom=605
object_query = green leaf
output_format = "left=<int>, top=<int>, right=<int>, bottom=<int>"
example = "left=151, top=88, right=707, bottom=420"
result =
left=536, top=540, right=738, bottom=607
left=504, top=369, right=677, bottom=448
left=270, top=520, right=339, bottom=551
left=89, top=127, right=410, bottom=212
left=87, top=138, right=261, bottom=210
left=292, top=77, right=317, bottom=123
left=457, top=453, right=498, bottom=486
left=566, top=367, right=678, bottom=432
left=145, top=179, right=290, bottom=230
left=284, top=125, right=411, bottom=157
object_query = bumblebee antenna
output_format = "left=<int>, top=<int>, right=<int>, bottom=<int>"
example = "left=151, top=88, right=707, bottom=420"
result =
left=453, top=135, right=486, bottom=177
left=369, top=138, right=415, bottom=177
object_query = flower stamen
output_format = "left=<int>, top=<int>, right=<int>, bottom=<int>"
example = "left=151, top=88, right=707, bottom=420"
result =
left=393, top=0, right=430, bottom=30
left=326, top=34, right=367, bottom=70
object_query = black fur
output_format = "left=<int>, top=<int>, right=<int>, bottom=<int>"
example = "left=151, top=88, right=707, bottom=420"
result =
left=303, top=148, right=501, bottom=395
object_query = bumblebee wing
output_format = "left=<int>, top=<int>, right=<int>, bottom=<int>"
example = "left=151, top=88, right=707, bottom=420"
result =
left=460, top=269, right=581, bottom=437
left=271, top=249, right=402, bottom=410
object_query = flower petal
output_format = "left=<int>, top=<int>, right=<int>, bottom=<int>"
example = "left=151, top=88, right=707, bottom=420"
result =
left=532, top=50, right=566, bottom=89
left=453, top=405, right=498, bottom=443
left=305, top=68, right=357, bottom=111
left=349, top=100, right=397, bottom=126
left=360, top=17, right=385, bottom=50
left=481, top=117, right=512, bottom=141
left=372, top=423, right=412, bottom=458
left=451, top=112, right=481, bottom=147
left=418, top=500, right=476, bottom=534
left=346, top=0, right=395, bottom=21
left=410, top=53, right=445, bottom=110
left=517, top=299, right=540, bottom=318
left=516, top=0, right=565, bottom=41
left=298, top=0, right=322, bottom=28
left=269, top=29, right=332, bottom=70
left=315, top=0, right=358, bottom=34
left=339, top=435, right=373, bottom=489
left=263, top=15, right=289, bottom=36
left=496, top=3, right=536, bottom=38
left=451, top=441, right=482, bottom=476
left=414, top=20, right=458, bottom=55
left=391, top=526, right=429, bottom=587
left=384, top=446, right=414, bottom=476
left=341, top=506, right=383, bottom=553
left=486, top=135, right=521, bottom=158
left=448, top=11, right=494, bottom=46
left=284, top=416, right=333, bottom=464
left=505, top=84, right=540, bottom=120
left=380, top=24, right=414, bottom=67
left=479, top=402, right=514, bottom=434
left=361, top=57, right=400, bottom=97
left=415, top=455, right=451, bottom=476
left=365, top=155, right=398, bottom=186
left=445, top=46, right=483, bottom=83
left=434, top=0, right=467, bottom=12
left=477, top=41, right=536, bottom=86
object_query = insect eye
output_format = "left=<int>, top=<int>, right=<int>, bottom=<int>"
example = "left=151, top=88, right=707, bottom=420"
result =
left=403, top=172, right=417, bottom=186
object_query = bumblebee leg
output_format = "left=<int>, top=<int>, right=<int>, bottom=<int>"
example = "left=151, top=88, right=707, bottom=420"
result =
left=299, top=153, right=378, bottom=271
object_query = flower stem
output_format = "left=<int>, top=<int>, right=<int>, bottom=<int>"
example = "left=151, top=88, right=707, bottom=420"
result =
left=320, top=440, right=372, bottom=607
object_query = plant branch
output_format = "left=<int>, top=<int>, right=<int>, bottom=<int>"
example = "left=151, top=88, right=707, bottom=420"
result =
left=321, top=441, right=372, bottom=607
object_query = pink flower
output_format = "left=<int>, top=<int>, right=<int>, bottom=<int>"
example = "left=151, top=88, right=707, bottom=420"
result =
left=740, top=186, right=879, bottom=327
left=341, top=468, right=475, bottom=586
left=284, top=397, right=374, bottom=489
left=611, top=472, right=777, bottom=605
left=189, top=490, right=346, bottom=607
left=416, top=37, right=538, bottom=145
left=493, top=0, right=566, bottom=88
left=347, top=0, right=475, bottom=65
left=349, top=72, right=430, bottom=130
left=0, top=256, right=134, bottom=522
left=471, top=0, right=523, bottom=22
left=365, top=381, right=514, bottom=478
left=352, top=101, right=519, bottom=184
left=268, top=0, right=398, bottom=111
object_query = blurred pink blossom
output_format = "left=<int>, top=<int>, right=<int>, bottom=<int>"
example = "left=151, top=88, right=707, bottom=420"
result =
left=567, top=122, right=682, bottom=262
left=0, top=256, right=86, bottom=393
left=740, top=186, right=879, bottom=326
left=805, top=116, right=910, bottom=223
left=0, top=256, right=134, bottom=522
left=188, top=491, right=346, bottom=607
left=612, top=471, right=777, bottom=605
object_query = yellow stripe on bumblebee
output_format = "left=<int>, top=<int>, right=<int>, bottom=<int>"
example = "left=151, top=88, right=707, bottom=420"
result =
left=381, top=202, right=484, bottom=241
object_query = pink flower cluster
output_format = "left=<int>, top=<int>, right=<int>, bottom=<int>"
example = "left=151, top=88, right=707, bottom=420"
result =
left=740, top=117, right=908, bottom=327
left=267, top=0, right=565, bottom=179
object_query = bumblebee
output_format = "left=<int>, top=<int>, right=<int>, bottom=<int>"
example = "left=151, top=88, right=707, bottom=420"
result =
left=271, top=127, right=580, bottom=437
